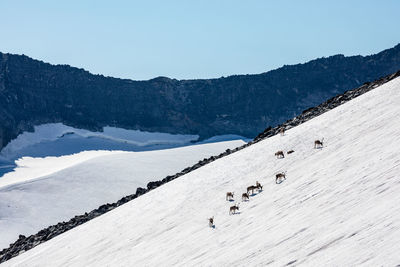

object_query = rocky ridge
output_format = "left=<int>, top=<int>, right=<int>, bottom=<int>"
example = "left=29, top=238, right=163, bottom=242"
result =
left=1, top=44, right=400, bottom=150
left=1, top=70, right=399, bottom=263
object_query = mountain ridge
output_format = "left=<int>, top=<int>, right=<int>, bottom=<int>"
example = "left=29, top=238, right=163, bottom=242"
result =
left=1, top=44, right=400, bottom=150
left=3, top=44, right=398, bottom=81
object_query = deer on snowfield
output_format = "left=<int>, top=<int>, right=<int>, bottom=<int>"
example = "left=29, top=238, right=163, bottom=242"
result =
left=242, top=193, right=249, bottom=201
left=226, top=192, right=234, bottom=201
left=314, top=138, right=324, bottom=149
left=208, top=216, right=214, bottom=227
left=256, top=181, right=263, bottom=191
left=275, top=150, right=285, bottom=158
left=247, top=185, right=257, bottom=195
left=229, top=203, right=240, bottom=215
left=275, top=172, right=286, bottom=184
left=280, top=127, right=285, bottom=136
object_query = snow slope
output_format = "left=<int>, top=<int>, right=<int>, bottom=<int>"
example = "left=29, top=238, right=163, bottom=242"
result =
left=0, top=151, right=122, bottom=188
left=0, top=140, right=245, bottom=250
left=3, top=77, right=400, bottom=266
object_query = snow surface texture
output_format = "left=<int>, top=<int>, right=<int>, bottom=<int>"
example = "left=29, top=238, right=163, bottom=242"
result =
left=4, top=77, right=400, bottom=266
left=0, top=140, right=245, bottom=250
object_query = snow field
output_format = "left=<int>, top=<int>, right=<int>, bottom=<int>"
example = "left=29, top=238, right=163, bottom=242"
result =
left=3, top=77, right=400, bottom=266
left=0, top=151, right=122, bottom=189
left=0, top=140, right=245, bottom=250
left=0, top=124, right=200, bottom=160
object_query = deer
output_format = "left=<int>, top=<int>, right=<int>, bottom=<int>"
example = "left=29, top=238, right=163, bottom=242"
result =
left=287, top=150, right=295, bottom=154
left=247, top=185, right=257, bottom=195
left=256, top=181, right=263, bottom=191
left=229, top=203, right=240, bottom=215
left=226, top=192, right=234, bottom=201
left=314, top=138, right=324, bottom=149
left=242, top=192, right=249, bottom=201
left=275, top=172, right=286, bottom=184
left=280, top=127, right=285, bottom=136
left=208, top=216, right=214, bottom=227
left=275, top=150, right=285, bottom=158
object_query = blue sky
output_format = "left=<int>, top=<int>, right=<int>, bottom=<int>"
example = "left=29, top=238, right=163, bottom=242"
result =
left=0, top=0, right=399, bottom=80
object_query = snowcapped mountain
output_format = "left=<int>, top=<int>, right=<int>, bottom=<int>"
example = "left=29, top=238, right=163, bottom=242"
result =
left=2, top=75, right=399, bottom=265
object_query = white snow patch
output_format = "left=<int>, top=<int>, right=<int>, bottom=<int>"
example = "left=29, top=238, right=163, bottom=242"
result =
left=199, top=134, right=251, bottom=144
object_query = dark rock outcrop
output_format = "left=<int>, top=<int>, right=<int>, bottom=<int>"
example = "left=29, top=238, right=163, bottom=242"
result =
left=1, top=44, right=400, bottom=150
left=1, top=70, right=399, bottom=263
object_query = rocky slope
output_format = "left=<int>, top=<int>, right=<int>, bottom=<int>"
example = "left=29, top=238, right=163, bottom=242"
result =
left=1, top=44, right=400, bottom=149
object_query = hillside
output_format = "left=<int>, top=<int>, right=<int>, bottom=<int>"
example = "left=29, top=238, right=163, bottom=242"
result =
left=1, top=44, right=400, bottom=150
left=2, top=75, right=399, bottom=266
